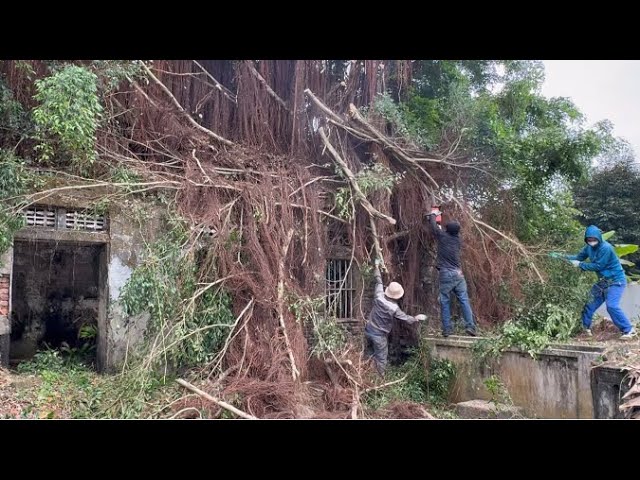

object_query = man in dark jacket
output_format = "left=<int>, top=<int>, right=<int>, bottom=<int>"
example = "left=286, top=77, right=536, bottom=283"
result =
left=425, top=209, right=477, bottom=337
left=559, top=225, right=637, bottom=340
left=364, top=260, right=426, bottom=376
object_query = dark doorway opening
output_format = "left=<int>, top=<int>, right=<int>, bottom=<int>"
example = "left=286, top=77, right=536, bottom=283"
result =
left=10, top=240, right=107, bottom=369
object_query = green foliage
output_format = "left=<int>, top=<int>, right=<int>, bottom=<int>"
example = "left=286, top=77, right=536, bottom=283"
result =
left=574, top=154, right=640, bottom=273
left=13, top=349, right=171, bottom=419
left=311, top=318, right=347, bottom=357
left=32, top=65, right=103, bottom=167
left=474, top=257, right=591, bottom=360
left=90, top=60, right=146, bottom=91
left=334, top=163, right=403, bottom=219
left=119, top=212, right=235, bottom=369
left=363, top=340, right=456, bottom=411
left=289, top=294, right=347, bottom=357
left=0, top=150, right=28, bottom=256
left=386, top=60, right=612, bottom=241
left=0, top=78, right=31, bottom=146
left=483, top=374, right=512, bottom=406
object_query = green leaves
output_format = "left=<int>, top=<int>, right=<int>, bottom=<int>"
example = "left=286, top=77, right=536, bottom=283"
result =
left=119, top=212, right=235, bottom=369
left=614, top=244, right=638, bottom=258
left=32, top=65, right=103, bottom=168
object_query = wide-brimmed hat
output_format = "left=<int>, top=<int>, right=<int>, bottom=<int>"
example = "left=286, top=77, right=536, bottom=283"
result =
left=385, top=282, right=404, bottom=299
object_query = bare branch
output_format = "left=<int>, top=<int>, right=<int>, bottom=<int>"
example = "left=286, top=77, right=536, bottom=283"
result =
left=142, top=63, right=234, bottom=147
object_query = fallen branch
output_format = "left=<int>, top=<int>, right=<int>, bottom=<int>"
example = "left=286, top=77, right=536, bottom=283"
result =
left=369, top=217, right=387, bottom=272
left=142, top=63, right=234, bottom=147
left=318, top=126, right=396, bottom=226
left=246, top=61, right=289, bottom=111
left=304, top=88, right=345, bottom=125
left=348, top=104, right=439, bottom=190
left=361, top=375, right=408, bottom=395
left=176, top=379, right=256, bottom=419
left=351, top=386, right=360, bottom=419
left=192, top=60, right=237, bottom=103
left=278, top=228, right=300, bottom=381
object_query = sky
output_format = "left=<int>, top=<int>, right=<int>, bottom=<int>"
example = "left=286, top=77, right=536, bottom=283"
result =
left=541, top=60, right=640, bottom=156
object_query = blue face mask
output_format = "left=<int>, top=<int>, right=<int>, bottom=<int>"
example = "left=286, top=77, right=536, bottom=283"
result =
left=587, top=241, right=599, bottom=247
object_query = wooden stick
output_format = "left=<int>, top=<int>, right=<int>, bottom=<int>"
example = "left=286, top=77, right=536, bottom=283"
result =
left=361, top=375, right=408, bottom=395
left=176, top=379, right=257, bottom=419
left=278, top=229, right=300, bottom=380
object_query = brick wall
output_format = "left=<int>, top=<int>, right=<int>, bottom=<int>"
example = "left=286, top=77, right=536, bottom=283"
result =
left=0, top=274, right=9, bottom=316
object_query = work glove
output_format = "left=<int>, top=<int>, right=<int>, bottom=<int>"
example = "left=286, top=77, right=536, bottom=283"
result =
left=570, top=260, right=581, bottom=268
left=548, top=252, right=563, bottom=259
left=415, top=314, right=427, bottom=321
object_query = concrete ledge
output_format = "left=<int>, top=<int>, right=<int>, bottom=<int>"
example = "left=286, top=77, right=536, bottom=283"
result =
left=14, top=228, right=110, bottom=244
left=455, top=399, right=523, bottom=419
left=424, top=335, right=604, bottom=418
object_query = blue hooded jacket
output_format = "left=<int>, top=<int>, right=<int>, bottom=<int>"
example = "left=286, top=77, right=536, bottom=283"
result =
left=567, top=225, right=626, bottom=283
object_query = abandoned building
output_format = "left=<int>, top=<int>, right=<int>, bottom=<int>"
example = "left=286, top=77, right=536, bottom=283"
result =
left=0, top=191, right=423, bottom=372
left=0, top=191, right=162, bottom=372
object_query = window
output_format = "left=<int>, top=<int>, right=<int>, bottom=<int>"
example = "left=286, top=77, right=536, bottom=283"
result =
left=22, top=205, right=107, bottom=233
left=325, top=258, right=355, bottom=320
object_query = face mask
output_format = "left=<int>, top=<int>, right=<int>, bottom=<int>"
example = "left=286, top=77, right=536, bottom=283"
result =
left=587, top=241, right=599, bottom=247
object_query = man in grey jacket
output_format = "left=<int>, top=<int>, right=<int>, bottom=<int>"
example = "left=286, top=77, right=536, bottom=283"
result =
left=364, top=260, right=426, bottom=376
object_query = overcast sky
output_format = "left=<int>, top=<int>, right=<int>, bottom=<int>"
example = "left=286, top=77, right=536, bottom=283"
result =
left=541, top=60, right=640, bottom=156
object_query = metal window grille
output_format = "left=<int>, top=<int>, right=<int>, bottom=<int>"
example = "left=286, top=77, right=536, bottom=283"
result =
left=325, top=258, right=354, bottom=320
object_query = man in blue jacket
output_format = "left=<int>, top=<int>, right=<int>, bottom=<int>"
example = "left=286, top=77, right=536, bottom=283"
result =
left=562, top=225, right=637, bottom=340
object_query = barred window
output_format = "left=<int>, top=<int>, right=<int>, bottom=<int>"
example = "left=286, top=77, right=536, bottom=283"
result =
left=325, top=258, right=354, bottom=320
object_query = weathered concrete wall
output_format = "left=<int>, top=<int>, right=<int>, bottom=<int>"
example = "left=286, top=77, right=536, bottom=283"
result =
left=0, top=248, right=13, bottom=367
left=590, top=365, right=630, bottom=418
left=596, top=283, right=640, bottom=324
left=105, top=199, right=163, bottom=371
left=424, top=337, right=604, bottom=418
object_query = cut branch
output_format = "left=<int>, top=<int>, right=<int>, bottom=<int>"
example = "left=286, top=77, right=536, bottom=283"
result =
left=176, top=379, right=256, bottom=419
left=304, top=88, right=345, bottom=125
left=318, top=126, right=396, bottom=226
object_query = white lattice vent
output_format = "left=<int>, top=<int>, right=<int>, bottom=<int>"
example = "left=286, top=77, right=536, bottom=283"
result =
left=24, top=207, right=56, bottom=228
left=22, top=206, right=108, bottom=233
left=64, top=209, right=106, bottom=232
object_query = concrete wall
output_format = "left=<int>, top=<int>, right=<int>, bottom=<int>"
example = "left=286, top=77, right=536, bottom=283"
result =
left=596, top=283, right=640, bottom=323
left=104, top=199, right=163, bottom=371
left=590, top=365, right=629, bottom=419
left=424, top=336, right=605, bottom=419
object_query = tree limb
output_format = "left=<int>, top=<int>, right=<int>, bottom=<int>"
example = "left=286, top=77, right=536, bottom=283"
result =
left=142, top=63, right=234, bottom=147
left=176, top=379, right=256, bottom=419
left=246, top=61, right=289, bottom=111
left=318, top=126, right=396, bottom=226
left=278, top=228, right=300, bottom=380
